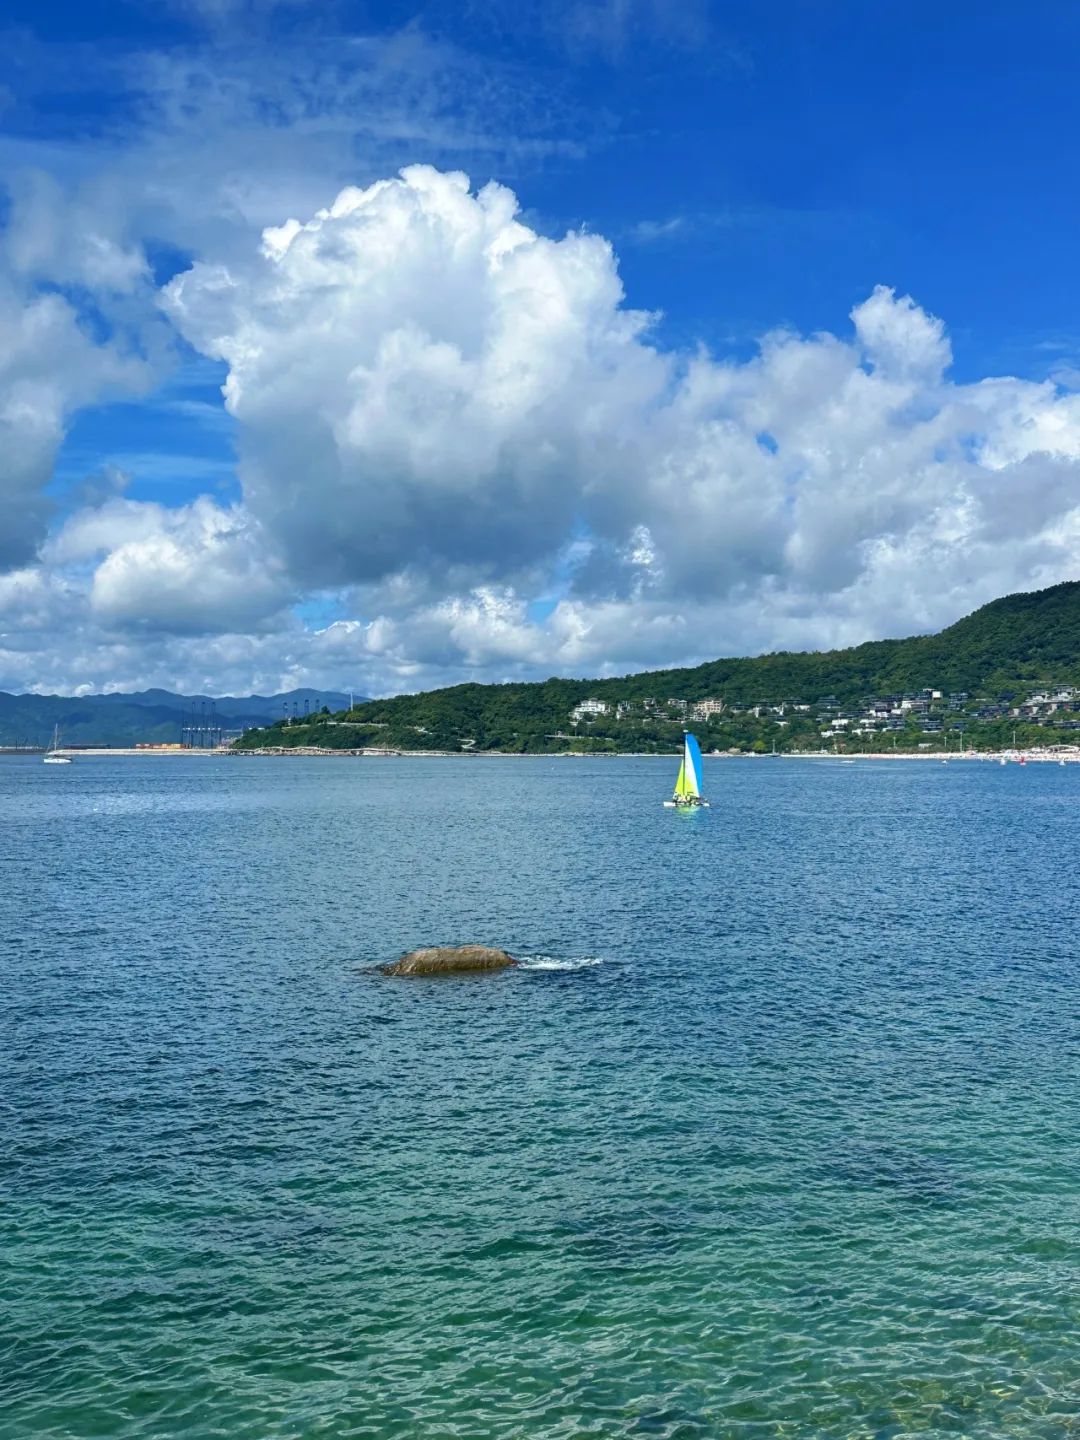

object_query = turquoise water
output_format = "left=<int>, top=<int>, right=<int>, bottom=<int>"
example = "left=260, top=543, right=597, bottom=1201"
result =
left=2, top=755, right=1078, bottom=1439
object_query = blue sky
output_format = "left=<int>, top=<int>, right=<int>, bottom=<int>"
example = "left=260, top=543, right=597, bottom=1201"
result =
left=2, top=1, right=1080, bottom=694
left=12, top=3, right=1080, bottom=360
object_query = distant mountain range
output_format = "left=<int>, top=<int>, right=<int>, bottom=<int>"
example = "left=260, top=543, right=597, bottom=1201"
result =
left=0, top=689, right=362, bottom=748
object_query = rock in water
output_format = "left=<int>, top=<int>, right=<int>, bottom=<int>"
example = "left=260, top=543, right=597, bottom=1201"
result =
left=380, top=945, right=518, bottom=977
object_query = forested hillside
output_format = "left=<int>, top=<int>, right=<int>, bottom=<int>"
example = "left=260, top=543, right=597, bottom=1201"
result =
left=237, top=582, right=1080, bottom=754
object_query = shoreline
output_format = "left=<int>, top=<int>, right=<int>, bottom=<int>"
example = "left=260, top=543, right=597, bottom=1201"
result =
left=22, top=746, right=1079, bottom=763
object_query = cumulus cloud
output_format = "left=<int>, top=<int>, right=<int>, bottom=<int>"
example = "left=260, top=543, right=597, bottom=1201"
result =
left=158, top=167, right=1080, bottom=681
left=0, top=22, right=592, bottom=591
left=0, top=566, right=76, bottom=634
left=0, top=281, right=150, bottom=569
left=164, top=165, right=667, bottom=592
left=49, top=496, right=291, bottom=634
left=4, top=170, right=150, bottom=294
left=5, top=157, right=1080, bottom=695
left=851, top=283, right=951, bottom=379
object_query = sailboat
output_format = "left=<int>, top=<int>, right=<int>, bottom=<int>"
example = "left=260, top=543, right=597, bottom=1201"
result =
left=43, top=724, right=72, bottom=765
left=663, top=731, right=709, bottom=809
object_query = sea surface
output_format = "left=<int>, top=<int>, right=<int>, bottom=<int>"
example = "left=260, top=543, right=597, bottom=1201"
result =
left=2, top=754, right=1078, bottom=1439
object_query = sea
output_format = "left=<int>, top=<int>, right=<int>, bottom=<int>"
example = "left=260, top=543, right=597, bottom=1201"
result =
left=2, top=754, right=1078, bottom=1439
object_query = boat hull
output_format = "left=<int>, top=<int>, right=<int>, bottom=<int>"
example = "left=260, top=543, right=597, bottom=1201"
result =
left=663, top=799, right=709, bottom=809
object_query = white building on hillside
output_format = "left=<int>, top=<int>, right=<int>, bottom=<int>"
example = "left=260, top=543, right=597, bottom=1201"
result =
left=690, top=698, right=725, bottom=721
left=570, top=698, right=611, bottom=722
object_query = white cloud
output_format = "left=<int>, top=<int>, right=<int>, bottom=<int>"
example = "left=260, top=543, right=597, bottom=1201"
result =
left=42, top=494, right=288, bottom=641
left=851, top=283, right=951, bottom=380
left=0, top=24, right=589, bottom=282
left=0, top=566, right=76, bottom=633
left=0, top=23, right=593, bottom=592
left=0, top=280, right=151, bottom=569
left=164, top=165, right=668, bottom=591
left=4, top=170, right=150, bottom=294
left=159, top=171, right=1080, bottom=677
left=631, top=216, right=686, bottom=243
left=5, top=150, right=1080, bottom=695
left=62, top=496, right=291, bottom=634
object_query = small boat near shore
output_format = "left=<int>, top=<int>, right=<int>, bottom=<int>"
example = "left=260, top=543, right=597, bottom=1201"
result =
left=43, top=725, right=72, bottom=765
left=664, top=731, right=709, bottom=809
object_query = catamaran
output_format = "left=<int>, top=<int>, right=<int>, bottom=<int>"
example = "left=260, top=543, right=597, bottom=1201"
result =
left=664, top=731, right=709, bottom=809
left=43, top=725, right=72, bottom=765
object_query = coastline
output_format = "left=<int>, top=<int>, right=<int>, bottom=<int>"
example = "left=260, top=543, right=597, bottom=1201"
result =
left=230, top=749, right=1077, bottom=762
left=31, top=746, right=1080, bottom=762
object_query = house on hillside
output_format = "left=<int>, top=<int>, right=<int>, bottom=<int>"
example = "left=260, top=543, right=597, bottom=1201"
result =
left=570, top=698, right=610, bottom=722
left=690, top=697, right=724, bottom=721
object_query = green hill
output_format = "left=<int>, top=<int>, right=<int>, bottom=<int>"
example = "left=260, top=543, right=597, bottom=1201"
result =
left=237, top=581, right=1080, bottom=754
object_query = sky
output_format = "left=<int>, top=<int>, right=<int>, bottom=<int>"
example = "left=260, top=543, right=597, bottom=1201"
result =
left=2, top=0, right=1080, bottom=696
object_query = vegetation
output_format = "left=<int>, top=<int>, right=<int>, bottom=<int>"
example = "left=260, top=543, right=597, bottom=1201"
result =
left=236, top=581, right=1080, bottom=755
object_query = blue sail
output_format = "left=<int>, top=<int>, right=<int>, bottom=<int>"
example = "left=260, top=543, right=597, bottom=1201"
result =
left=685, top=732, right=704, bottom=796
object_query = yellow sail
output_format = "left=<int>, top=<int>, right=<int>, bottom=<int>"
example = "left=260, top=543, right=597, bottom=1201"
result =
left=668, top=733, right=706, bottom=807
left=673, top=735, right=702, bottom=799
left=673, top=756, right=692, bottom=798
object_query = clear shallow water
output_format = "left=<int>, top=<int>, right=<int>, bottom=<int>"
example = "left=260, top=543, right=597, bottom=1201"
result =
left=2, top=754, right=1078, bottom=1439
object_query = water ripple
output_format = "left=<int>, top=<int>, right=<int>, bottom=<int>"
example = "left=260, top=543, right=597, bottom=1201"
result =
left=2, top=755, right=1078, bottom=1438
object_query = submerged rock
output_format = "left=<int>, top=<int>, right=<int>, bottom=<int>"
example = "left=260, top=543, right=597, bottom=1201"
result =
left=379, top=945, right=517, bottom=977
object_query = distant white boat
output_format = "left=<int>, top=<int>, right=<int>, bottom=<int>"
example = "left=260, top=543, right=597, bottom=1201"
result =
left=43, top=724, right=72, bottom=765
